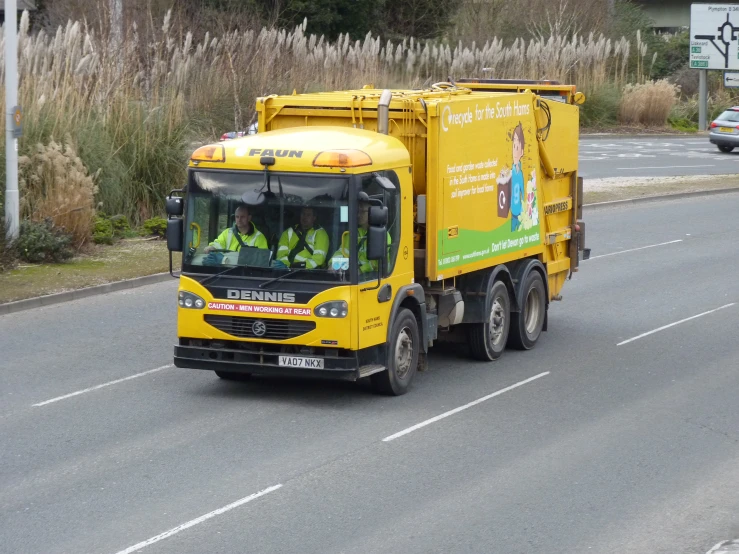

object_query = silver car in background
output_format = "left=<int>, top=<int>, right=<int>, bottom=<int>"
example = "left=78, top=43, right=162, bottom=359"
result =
left=709, top=107, right=739, bottom=152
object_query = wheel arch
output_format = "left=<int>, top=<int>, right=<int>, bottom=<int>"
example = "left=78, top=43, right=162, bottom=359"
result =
left=508, top=258, right=549, bottom=313
left=387, top=284, right=428, bottom=353
left=459, top=264, right=517, bottom=324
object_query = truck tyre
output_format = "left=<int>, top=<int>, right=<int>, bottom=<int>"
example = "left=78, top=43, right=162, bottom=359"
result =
left=371, top=308, right=419, bottom=396
left=508, top=270, right=546, bottom=350
left=468, top=280, right=510, bottom=361
left=215, top=371, right=252, bottom=381
left=718, top=145, right=734, bottom=153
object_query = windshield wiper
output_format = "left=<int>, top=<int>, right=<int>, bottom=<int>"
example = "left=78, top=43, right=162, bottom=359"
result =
left=199, top=263, right=245, bottom=287
left=259, top=267, right=311, bottom=289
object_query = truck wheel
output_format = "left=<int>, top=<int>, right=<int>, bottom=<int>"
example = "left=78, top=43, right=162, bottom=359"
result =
left=215, top=371, right=252, bottom=381
left=371, top=308, right=419, bottom=396
left=508, top=271, right=546, bottom=350
left=468, top=280, right=510, bottom=361
left=718, top=145, right=735, bottom=153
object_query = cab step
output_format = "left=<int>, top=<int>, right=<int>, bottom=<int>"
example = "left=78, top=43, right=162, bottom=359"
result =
left=358, top=364, right=386, bottom=378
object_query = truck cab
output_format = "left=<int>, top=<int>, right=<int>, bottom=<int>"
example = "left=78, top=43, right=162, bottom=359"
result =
left=167, top=126, right=422, bottom=394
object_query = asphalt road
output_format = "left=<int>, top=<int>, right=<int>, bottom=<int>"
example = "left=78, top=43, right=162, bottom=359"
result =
left=579, top=135, right=739, bottom=179
left=2, top=193, right=739, bottom=554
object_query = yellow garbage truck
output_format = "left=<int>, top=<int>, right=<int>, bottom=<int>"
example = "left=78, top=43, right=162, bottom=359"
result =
left=165, top=79, right=589, bottom=395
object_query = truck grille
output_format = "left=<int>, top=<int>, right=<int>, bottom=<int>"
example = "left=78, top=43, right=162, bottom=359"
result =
left=204, top=315, right=316, bottom=341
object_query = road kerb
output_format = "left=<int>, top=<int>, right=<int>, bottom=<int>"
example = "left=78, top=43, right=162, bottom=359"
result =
left=583, top=186, right=739, bottom=210
left=580, top=132, right=703, bottom=140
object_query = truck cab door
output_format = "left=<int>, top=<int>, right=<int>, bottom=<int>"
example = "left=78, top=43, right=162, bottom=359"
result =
left=355, top=172, right=407, bottom=351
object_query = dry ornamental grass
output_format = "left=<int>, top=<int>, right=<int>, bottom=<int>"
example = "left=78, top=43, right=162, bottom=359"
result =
left=619, top=79, right=679, bottom=126
left=18, top=137, right=97, bottom=248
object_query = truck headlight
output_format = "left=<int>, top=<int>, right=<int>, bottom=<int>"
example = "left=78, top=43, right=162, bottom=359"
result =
left=178, top=291, right=205, bottom=309
left=315, top=301, right=348, bottom=318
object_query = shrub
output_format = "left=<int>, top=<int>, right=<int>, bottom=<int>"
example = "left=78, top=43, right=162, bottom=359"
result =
left=667, top=114, right=697, bottom=132
left=16, top=219, right=74, bottom=263
left=93, top=216, right=115, bottom=245
left=142, top=217, right=168, bottom=238
left=110, top=214, right=131, bottom=237
left=670, top=89, right=739, bottom=129
left=580, top=84, right=622, bottom=128
left=651, top=31, right=690, bottom=80
left=619, top=79, right=679, bottom=126
left=18, top=137, right=98, bottom=248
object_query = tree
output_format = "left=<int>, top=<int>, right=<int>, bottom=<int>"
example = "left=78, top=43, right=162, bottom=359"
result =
left=380, top=0, right=460, bottom=40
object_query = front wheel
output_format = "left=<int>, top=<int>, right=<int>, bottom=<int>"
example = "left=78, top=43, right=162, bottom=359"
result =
left=468, top=280, right=511, bottom=361
left=508, top=271, right=546, bottom=350
left=371, top=309, right=419, bottom=396
left=718, top=145, right=735, bottom=153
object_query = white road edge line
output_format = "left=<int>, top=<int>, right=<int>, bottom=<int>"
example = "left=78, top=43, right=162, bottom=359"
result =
left=617, top=303, right=736, bottom=346
left=615, top=165, right=714, bottom=169
left=32, top=364, right=174, bottom=407
left=114, top=484, right=283, bottom=554
left=589, top=240, right=682, bottom=260
left=382, top=372, right=550, bottom=442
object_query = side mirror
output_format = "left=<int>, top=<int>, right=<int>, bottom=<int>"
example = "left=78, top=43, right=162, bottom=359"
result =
left=167, top=218, right=184, bottom=252
left=367, top=225, right=387, bottom=261
left=369, top=205, right=388, bottom=227
left=166, top=197, right=184, bottom=216
left=573, top=92, right=586, bottom=105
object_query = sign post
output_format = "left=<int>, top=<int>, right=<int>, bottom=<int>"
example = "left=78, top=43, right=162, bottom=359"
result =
left=690, top=3, right=739, bottom=129
left=699, top=69, right=707, bottom=130
left=4, top=0, right=19, bottom=240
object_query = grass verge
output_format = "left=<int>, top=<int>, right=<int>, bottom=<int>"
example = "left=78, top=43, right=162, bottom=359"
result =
left=583, top=174, right=739, bottom=204
left=0, top=239, right=179, bottom=304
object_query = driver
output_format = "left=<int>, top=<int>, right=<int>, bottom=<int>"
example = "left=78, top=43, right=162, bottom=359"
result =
left=204, top=204, right=268, bottom=253
left=275, top=206, right=329, bottom=269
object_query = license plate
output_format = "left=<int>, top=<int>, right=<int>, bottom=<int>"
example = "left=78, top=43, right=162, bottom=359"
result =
left=719, top=126, right=734, bottom=133
left=278, top=355, right=324, bottom=369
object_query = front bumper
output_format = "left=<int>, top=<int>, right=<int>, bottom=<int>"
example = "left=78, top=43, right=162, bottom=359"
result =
left=709, top=131, right=739, bottom=146
left=174, top=342, right=365, bottom=381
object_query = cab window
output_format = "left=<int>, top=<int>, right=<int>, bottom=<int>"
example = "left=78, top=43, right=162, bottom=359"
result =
left=358, top=171, right=401, bottom=281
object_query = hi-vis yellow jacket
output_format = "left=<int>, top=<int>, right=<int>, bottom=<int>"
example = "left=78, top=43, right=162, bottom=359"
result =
left=210, top=224, right=268, bottom=251
left=276, top=225, right=329, bottom=268
left=330, top=228, right=391, bottom=273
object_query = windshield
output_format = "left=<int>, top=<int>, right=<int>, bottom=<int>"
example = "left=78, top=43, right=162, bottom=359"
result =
left=182, top=170, right=353, bottom=283
left=717, top=110, right=739, bottom=122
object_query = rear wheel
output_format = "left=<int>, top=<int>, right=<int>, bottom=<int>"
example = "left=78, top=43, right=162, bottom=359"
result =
left=468, top=280, right=511, bottom=361
left=508, top=271, right=546, bottom=350
left=371, top=309, right=419, bottom=396
left=718, top=145, right=735, bottom=153
left=215, top=371, right=252, bottom=381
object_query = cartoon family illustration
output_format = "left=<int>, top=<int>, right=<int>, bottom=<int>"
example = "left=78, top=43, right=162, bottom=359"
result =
left=496, top=122, right=538, bottom=232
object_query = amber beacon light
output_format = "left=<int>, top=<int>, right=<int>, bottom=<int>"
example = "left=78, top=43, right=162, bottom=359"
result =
left=312, top=149, right=372, bottom=168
